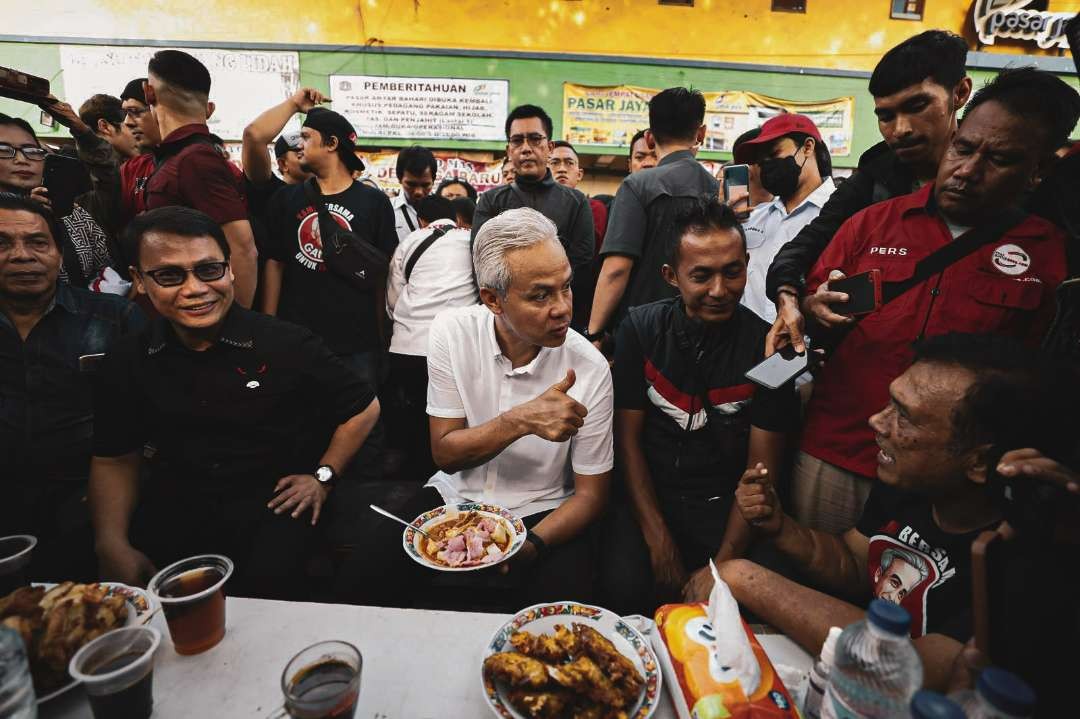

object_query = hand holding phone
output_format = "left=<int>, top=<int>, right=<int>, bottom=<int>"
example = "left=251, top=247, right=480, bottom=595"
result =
left=42, top=152, right=92, bottom=218
left=828, top=269, right=882, bottom=316
left=745, top=344, right=818, bottom=390
left=722, top=163, right=751, bottom=218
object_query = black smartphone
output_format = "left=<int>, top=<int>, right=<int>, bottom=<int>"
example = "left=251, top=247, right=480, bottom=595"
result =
left=722, top=163, right=750, bottom=203
left=745, top=344, right=815, bottom=390
left=42, top=152, right=92, bottom=218
left=829, top=269, right=882, bottom=316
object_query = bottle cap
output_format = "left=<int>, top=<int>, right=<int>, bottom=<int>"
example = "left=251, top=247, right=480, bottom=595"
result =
left=866, top=599, right=911, bottom=636
left=977, top=667, right=1036, bottom=716
left=910, top=690, right=966, bottom=719
left=820, top=626, right=842, bottom=666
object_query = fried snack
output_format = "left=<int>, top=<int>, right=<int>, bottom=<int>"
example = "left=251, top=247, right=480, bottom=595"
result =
left=511, top=630, right=569, bottom=664
left=0, top=583, right=130, bottom=693
left=548, top=655, right=626, bottom=708
left=573, top=623, right=645, bottom=703
left=553, top=623, right=578, bottom=656
left=484, top=652, right=552, bottom=689
left=507, top=689, right=576, bottom=718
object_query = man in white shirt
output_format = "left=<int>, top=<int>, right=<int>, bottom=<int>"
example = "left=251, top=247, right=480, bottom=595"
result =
left=384, top=195, right=478, bottom=479
left=736, top=114, right=836, bottom=324
left=391, top=145, right=436, bottom=241
left=339, top=207, right=614, bottom=609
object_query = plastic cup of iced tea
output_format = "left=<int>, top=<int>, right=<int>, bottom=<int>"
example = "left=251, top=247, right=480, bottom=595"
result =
left=147, top=554, right=233, bottom=655
left=68, top=625, right=162, bottom=719
left=280, top=641, right=362, bottom=719
left=0, top=535, right=36, bottom=597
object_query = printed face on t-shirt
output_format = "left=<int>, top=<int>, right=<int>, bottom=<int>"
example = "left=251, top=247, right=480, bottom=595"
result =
left=867, top=534, right=939, bottom=636
left=293, top=203, right=353, bottom=271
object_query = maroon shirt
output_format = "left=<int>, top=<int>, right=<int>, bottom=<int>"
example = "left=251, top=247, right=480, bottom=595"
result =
left=144, top=123, right=247, bottom=225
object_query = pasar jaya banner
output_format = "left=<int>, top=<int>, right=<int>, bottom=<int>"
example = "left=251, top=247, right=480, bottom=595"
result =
left=563, top=83, right=855, bottom=157
left=357, top=151, right=505, bottom=193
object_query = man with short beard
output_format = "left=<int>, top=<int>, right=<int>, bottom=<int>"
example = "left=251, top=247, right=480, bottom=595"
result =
left=0, top=193, right=143, bottom=581
left=787, top=68, right=1074, bottom=533
left=261, top=108, right=396, bottom=389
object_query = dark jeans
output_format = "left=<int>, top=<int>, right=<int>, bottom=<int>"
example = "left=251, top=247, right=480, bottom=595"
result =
left=4, top=479, right=97, bottom=584
left=335, top=487, right=599, bottom=610
left=336, top=350, right=385, bottom=482
left=383, top=352, right=435, bottom=480
left=131, top=477, right=315, bottom=601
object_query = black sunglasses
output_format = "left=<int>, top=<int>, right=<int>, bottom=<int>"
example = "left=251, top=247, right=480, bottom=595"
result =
left=141, top=261, right=228, bottom=287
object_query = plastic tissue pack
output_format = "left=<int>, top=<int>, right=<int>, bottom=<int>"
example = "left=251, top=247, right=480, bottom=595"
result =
left=652, top=562, right=800, bottom=718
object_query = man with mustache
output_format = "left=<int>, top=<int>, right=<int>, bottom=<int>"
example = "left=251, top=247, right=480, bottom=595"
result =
left=605, top=197, right=798, bottom=610
left=786, top=67, right=1074, bottom=533
left=765, top=31, right=971, bottom=352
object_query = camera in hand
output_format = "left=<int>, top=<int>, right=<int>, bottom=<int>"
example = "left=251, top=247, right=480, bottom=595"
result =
left=0, top=65, right=50, bottom=104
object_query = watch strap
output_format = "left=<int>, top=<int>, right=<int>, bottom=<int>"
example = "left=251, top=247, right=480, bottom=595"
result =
left=527, top=531, right=548, bottom=559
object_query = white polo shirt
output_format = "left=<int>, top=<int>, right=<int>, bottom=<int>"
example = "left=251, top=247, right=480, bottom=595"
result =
left=392, top=191, right=420, bottom=242
left=741, top=177, right=837, bottom=323
left=387, top=219, right=478, bottom=357
left=425, top=304, right=614, bottom=516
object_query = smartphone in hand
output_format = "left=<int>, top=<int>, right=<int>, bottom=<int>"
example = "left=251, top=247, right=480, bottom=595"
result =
left=745, top=344, right=817, bottom=390
left=43, top=152, right=92, bottom=218
left=830, top=269, right=883, bottom=316
left=722, top=163, right=750, bottom=203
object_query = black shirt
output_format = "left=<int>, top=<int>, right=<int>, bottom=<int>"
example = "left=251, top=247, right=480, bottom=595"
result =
left=599, top=151, right=720, bottom=327
left=0, top=285, right=144, bottom=482
left=613, top=298, right=798, bottom=496
left=93, top=305, right=375, bottom=485
left=856, top=483, right=1000, bottom=641
left=265, top=180, right=397, bottom=354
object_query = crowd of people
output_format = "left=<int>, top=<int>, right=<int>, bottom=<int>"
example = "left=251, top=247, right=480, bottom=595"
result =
left=3, top=24, right=1080, bottom=705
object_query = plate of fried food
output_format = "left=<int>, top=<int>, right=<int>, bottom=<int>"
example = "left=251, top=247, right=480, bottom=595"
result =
left=0, top=582, right=154, bottom=703
left=482, top=601, right=661, bottom=719
left=403, top=503, right=527, bottom=571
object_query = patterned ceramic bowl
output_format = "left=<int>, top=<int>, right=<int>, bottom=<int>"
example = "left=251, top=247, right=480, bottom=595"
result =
left=481, top=601, right=662, bottom=719
left=402, top=502, right=527, bottom=572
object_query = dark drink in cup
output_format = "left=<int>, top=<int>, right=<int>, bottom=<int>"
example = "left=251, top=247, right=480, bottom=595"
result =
left=148, top=555, right=233, bottom=655
left=281, top=641, right=362, bottom=719
left=68, top=626, right=161, bottom=719
left=0, top=535, right=36, bottom=597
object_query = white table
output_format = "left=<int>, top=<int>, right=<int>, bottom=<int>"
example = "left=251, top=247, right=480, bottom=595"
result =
left=40, top=598, right=812, bottom=718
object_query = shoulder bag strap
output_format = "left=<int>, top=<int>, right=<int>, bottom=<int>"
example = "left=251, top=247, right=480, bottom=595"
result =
left=399, top=204, right=416, bottom=232
left=302, top=178, right=337, bottom=245
left=403, top=226, right=450, bottom=282
left=879, top=207, right=1029, bottom=307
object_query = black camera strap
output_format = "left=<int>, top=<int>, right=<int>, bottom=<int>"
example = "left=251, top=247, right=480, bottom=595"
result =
left=878, top=206, right=1028, bottom=307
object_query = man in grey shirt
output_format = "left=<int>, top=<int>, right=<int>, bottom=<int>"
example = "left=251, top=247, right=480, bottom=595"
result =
left=473, top=104, right=595, bottom=327
left=586, top=88, right=719, bottom=347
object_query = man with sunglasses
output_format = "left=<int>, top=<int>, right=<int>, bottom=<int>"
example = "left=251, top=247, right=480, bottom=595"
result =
left=117, top=78, right=161, bottom=232
left=89, top=206, right=380, bottom=599
left=0, top=193, right=144, bottom=583
left=472, top=105, right=595, bottom=329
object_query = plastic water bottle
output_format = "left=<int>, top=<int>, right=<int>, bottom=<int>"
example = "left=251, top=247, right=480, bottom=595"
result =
left=820, top=600, right=923, bottom=719
left=910, top=690, right=965, bottom=719
left=0, top=625, right=36, bottom=719
left=949, top=667, right=1036, bottom=718
left=803, top=626, right=843, bottom=719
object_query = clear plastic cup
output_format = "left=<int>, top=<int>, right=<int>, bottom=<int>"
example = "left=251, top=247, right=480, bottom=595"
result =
left=280, top=641, right=362, bottom=719
left=0, top=535, right=36, bottom=597
left=68, top=626, right=161, bottom=719
left=147, top=554, right=233, bottom=655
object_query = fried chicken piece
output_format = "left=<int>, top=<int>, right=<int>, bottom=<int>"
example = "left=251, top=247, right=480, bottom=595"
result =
left=0, top=586, right=44, bottom=648
left=33, top=583, right=129, bottom=692
left=511, top=630, right=570, bottom=664
left=553, top=624, right=578, bottom=657
left=573, top=623, right=644, bottom=703
left=548, top=655, right=626, bottom=708
left=507, top=689, right=576, bottom=718
left=484, top=652, right=552, bottom=690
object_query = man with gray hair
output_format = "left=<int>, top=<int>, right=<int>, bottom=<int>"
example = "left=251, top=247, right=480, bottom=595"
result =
left=338, top=207, right=614, bottom=609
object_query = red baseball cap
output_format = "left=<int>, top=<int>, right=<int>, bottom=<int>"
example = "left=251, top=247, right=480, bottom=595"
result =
left=734, top=113, right=823, bottom=164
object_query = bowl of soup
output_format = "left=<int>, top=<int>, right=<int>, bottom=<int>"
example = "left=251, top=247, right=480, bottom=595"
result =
left=402, top=503, right=527, bottom=572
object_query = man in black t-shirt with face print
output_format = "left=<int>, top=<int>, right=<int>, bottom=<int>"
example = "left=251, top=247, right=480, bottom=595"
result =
left=687, top=333, right=1075, bottom=691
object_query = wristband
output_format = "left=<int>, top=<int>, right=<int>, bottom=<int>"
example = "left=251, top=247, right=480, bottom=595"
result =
left=526, top=532, right=549, bottom=560
left=777, top=288, right=800, bottom=302
left=582, top=328, right=606, bottom=343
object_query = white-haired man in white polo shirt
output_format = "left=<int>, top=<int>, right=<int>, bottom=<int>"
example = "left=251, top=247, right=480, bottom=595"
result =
left=338, top=207, right=614, bottom=608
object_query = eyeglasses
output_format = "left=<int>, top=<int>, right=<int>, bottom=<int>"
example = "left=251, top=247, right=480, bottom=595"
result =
left=508, top=133, right=548, bottom=148
left=0, top=144, right=47, bottom=162
left=140, top=261, right=228, bottom=287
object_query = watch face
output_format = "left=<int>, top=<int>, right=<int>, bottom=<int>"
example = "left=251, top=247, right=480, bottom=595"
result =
left=316, top=466, right=333, bottom=483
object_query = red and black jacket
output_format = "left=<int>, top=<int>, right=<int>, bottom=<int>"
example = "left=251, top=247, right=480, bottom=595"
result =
left=612, top=298, right=799, bottom=497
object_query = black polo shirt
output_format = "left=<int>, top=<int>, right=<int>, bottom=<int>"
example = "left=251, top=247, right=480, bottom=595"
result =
left=93, top=304, right=375, bottom=485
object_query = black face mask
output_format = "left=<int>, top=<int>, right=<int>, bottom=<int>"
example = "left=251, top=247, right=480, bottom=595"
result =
left=759, top=152, right=807, bottom=199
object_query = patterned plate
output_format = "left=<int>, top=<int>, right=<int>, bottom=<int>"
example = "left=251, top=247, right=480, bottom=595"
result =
left=402, top=502, right=527, bottom=572
left=481, top=601, right=662, bottom=719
